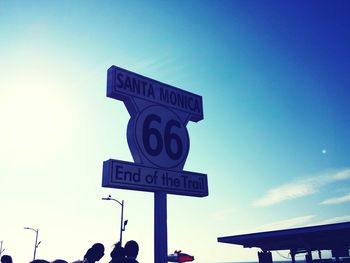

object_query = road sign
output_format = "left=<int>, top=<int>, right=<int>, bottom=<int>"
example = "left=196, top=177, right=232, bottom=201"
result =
left=132, top=105, right=190, bottom=169
left=107, top=65, right=203, bottom=122
left=107, top=65, right=204, bottom=172
left=102, top=65, right=208, bottom=263
left=103, top=159, right=208, bottom=197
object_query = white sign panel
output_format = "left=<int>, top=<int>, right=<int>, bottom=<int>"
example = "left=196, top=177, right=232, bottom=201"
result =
left=103, top=65, right=208, bottom=197
left=107, top=65, right=203, bottom=122
left=103, top=159, right=208, bottom=197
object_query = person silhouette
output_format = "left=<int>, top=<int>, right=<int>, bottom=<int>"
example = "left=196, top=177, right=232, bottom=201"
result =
left=83, top=243, right=105, bottom=263
left=0, top=255, right=12, bottom=263
left=121, top=240, right=139, bottom=263
left=109, top=242, right=125, bottom=263
left=110, top=242, right=125, bottom=262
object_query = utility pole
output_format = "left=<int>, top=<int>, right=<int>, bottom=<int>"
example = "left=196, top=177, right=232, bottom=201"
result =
left=24, top=227, right=41, bottom=260
left=0, top=240, right=5, bottom=257
left=102, top=195, right=128, bottom=245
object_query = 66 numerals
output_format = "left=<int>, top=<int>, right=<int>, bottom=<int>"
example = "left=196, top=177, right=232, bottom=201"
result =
left=134, top=106, right=189, bottom=169
left=143, top=114, right=183, bottom=160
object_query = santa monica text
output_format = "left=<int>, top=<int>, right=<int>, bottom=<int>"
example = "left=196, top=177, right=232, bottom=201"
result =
left=107, top=66, right=203, bottom=122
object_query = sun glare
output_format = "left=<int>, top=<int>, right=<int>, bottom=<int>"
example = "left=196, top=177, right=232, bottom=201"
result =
left=0, top=68, right=74, bottom=167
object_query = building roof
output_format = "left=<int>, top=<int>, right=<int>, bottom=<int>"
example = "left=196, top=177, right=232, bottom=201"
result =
left=217, top=221, right=350, bottom=253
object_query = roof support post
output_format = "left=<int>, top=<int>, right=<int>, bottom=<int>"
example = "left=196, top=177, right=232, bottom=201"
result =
left=305, top=251, right=313, bottom=263
left=290, top=250, right=296, bottom=263
left=258, top=251, right=273, bottom=263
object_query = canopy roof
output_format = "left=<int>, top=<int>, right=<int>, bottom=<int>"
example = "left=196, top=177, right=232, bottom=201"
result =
left=218, top=221, right=350, bottom=253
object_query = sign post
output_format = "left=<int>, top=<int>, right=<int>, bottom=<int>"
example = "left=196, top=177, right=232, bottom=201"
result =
left=154, top=191, right=167, bottom=263
left=102, top=65, right=208, bottom=262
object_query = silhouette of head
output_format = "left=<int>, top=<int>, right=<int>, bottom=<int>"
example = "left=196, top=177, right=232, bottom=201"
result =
left=110, top=242, right=125, bottom=260
left=52, top=260, right=68, bottom=263
left=30, top=260, right=50, bottom=263
left=124, top=240, right=139, bottom=259
left=84, top=243, right=105, bottom=262
left=1, top=255, right=12, bottom=263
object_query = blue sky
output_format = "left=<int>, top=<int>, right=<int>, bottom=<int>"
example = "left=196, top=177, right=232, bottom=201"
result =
left=0, top=1, right=350, bottom=262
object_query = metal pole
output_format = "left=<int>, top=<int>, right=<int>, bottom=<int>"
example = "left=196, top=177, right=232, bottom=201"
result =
left=120, top=200, right=124, bottom=245
left=154, top=191, right=167, bottom=263
left=0, top=240, right=4, bottom=257
left=33, top=229, right=39, bottom=260
left=102, top=196, right=126, bottom=246
left=24, top=227, right=40, bottom=261
left=290, top=251, right=296, bottom=263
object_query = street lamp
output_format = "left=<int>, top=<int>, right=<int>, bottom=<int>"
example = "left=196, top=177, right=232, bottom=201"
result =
left=24, top=227, right=41, bottom=260
left=102, top=194, right=128, bottom=245
left=0, top=240, right=4, bottom=257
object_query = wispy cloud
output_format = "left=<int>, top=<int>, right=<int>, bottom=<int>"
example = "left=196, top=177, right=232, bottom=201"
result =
left=253, top=168, right=350, bottom=207
left=133, top=55, right=177, bottom=73
left=313, top=215, right=350, bottom=225
left=254, top=215, right=315, bottom=232
left=253, top=214, right=350, bottom=232
left=320, top=193, right=350, bottom=205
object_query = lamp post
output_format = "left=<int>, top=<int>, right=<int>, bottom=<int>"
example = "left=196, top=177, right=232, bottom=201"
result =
left=24, top=227, right=41, bottom=260
left=0, top=240, right=4, bottom=257
left=102, top=195, right=128, bottom=245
